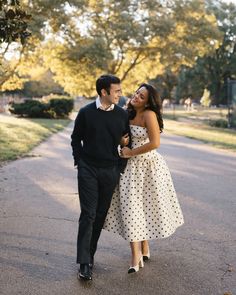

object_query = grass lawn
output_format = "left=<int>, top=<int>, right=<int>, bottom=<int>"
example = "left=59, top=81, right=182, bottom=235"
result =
left=164, top=119, right=236, bottom=152
left=162, top=107, right=236, bottom=152
left=0, top=115, right=71, bottom=163
left=164, top=106, right=228, bottom=122
left=1, top=107, right=235, bottom=165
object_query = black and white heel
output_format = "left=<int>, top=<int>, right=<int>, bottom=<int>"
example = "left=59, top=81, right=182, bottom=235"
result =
left=128, top=256, right=144, bottom=274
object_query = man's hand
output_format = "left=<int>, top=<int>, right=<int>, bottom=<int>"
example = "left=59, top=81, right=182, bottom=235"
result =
left=120, top=133, right=129, bottom=146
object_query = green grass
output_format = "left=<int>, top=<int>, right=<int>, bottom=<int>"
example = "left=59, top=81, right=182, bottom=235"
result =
left=164, top=107, right=228, bottom=122
left=1, top=108, right=235, bottom=165
left=164, top=119, right=236, bottom=151
left=0, top=115, right=70, bottom=163
left=162, top=107, right=236, bottom=151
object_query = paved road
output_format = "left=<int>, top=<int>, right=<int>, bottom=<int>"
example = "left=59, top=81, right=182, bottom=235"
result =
left=0, top=121, right=236, bottom=295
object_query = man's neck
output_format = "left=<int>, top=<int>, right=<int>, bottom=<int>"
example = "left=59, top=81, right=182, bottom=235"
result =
left=100, top=97, right=112, bottom=108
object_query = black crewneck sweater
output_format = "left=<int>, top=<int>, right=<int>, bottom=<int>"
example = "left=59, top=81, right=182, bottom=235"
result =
left=71, top=101, right=130, bottom=168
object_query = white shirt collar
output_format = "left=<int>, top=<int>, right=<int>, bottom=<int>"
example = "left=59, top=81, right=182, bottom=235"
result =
left=96, top=97, right=114, bottom=111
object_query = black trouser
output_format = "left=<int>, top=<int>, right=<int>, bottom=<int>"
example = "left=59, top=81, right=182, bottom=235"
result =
left=76, top=159, right=120, bottom=264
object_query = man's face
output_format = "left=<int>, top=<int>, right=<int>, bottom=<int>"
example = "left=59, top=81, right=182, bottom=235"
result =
left=102, top=83, right=122, bottom=105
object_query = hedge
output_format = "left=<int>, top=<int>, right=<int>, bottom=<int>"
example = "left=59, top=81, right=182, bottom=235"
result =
left=9, top=98, right=74, bottom=118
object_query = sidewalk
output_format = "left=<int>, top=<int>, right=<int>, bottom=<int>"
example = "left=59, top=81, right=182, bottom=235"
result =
left=0, top=122, right=236, bottom=295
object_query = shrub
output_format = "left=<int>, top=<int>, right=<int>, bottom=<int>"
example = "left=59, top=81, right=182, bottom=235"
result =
left=10, top=100, right=50, bottom=118
left=9, top=98, right=74, bottom=118
left=208, top=119, right=228, bottom=128
left=49, top=99, right=74, bottom=118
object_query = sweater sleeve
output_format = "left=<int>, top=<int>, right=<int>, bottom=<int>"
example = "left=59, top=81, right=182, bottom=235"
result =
left=71, top=108, right=85, bottom=166
left=118, top=112, right=131, bottom=174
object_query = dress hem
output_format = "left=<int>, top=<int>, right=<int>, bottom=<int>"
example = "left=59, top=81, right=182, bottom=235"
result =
left=103, top=222, right=184, bottom=242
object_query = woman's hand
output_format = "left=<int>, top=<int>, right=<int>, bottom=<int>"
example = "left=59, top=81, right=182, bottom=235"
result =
left=120, top=133, right=129, bottom=146
left=120, top=147, right=133, bottom=158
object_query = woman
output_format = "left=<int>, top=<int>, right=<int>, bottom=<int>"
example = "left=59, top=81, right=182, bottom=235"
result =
left=104, top=83, right=184, bottom=273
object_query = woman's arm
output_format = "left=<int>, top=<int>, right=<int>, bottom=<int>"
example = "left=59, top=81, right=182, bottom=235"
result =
left=121, top=110, right=160, bottom=158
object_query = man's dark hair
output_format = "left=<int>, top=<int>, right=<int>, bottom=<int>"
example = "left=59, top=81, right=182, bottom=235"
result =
left=96, top=74, right=121, bottom=96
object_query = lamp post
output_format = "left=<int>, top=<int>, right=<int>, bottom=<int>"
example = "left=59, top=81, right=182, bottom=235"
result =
left=227, top=78, right=232, bottom=128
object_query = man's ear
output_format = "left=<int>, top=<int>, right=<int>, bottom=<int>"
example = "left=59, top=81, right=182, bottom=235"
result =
left=101, top=89, right=108, bottom=97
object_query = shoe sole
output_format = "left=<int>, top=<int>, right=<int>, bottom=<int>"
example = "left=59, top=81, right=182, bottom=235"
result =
left=79, top=274, right=92, bottom=281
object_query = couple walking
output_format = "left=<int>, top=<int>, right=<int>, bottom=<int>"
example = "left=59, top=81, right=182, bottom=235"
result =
left=71, top=74, right=184, bottom=281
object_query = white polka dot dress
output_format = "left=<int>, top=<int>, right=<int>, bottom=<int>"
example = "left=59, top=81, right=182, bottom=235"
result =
left=103, top=125, right=184, bottom=242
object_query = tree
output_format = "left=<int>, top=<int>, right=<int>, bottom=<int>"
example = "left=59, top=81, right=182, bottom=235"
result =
left=205, top=0, right=236, bottom=104
left=1, top=0, right=223, bottom=96
left=149, top=69, right=178, bottom=99
left=0, top=0, right=31, bottom=44
left=0, top=0, right=31, bottom=87
left=0, top=0, right=86, bottom=89
left=175, top=0, right=236, bottom=105
left=42, top=0, right=222, bottom=96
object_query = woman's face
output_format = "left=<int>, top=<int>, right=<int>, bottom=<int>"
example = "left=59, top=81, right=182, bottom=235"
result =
left=130, top=86, right=149, bottom=110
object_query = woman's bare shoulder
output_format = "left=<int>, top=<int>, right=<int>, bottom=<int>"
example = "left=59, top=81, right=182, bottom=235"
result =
left=144, top=110, right=156, bottom=119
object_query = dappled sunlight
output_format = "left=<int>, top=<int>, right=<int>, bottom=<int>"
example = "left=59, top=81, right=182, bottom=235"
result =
left=161, top=133, right=236, bottom=157
left=1, top=122, right=80, bottom=215
left=0, top=156, right=79, bottom=286
left=0, top=114, right=70, bottom=162
left=1, top=162, right=80, bottom=217
left=31, top=124, right=74, bottom=162
left=1, top=121, right=236, bottom=295
left=16, top=159, right=79, bottom=215
left=1, top=0, right=236, bottom=293
left=157, top=132, right=236, bottom=233
left=163, top=119, right=236, bottom=152
left=160, top=134, right=236, bottom=175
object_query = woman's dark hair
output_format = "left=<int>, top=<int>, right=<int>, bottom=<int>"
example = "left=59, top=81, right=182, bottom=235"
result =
left=127, top=83, right=163, bottom=132
left=96, top=74, right=121, bottom=96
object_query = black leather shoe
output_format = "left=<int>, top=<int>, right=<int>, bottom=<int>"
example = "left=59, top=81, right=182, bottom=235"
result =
left=78, top=264, right=92, bottom=280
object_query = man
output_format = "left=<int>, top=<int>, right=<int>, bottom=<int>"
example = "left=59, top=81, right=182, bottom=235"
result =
left=71, top=74, right=129, bottom=281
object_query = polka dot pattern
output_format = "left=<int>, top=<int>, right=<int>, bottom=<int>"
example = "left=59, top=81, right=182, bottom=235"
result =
left=104, top=125, right=184, bottom=242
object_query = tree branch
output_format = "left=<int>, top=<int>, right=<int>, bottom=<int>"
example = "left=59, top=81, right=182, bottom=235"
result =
left=112, top=41, right=125, bottom=74
left=0, top=45, right=25, bottom=87
left=120, top=51, right=147, bottom=81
